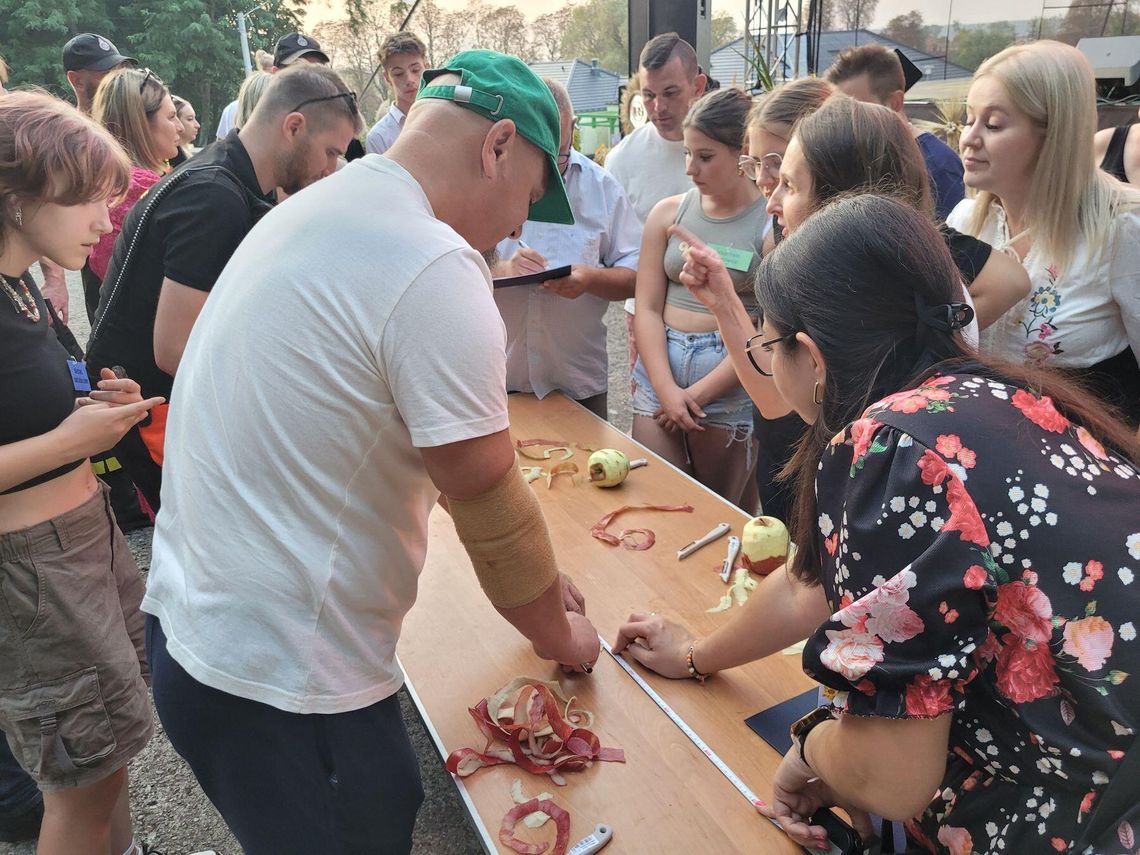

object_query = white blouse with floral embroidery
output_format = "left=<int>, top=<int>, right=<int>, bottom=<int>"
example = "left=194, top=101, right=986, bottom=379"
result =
left=947, top=199, right=1140, bottom=369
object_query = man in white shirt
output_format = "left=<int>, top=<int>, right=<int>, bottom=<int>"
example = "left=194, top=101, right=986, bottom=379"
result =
left=604, top=32, right=706, bottom=370
left=494, top=79, right=641, bottom=419
left=144, top=50, right=598, bottom=853
left=365, top=31, right=426, bottom=155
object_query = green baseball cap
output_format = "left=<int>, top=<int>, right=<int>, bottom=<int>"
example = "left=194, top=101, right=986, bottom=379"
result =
left=417, top=49, right=574, bottom=226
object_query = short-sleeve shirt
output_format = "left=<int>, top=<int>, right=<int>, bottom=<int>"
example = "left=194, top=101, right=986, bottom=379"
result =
left=917, top=131, right=965, bottom=222
left=142, top=155, right=510, bottom=715
left=805, top=370, right=1140, bottom=852
left=364, top=103, right=406, bottom=155
left=86, top=131, right=274, bottom=399
left=494, top=149, right=642, bottom=400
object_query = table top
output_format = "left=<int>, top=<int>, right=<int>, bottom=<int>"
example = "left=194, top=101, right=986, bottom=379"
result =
left=397, top=393, right=814, bottom=854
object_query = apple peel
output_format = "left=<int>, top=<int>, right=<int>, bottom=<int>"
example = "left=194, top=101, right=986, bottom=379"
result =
left=708, top=567, right=758, bottom=613
left=500, top=798, right=571, bottom=855
left=545, top=461, right=579, bottom=489
left=511, top=779, right=555, bottom=828
left=590, top=503, right=694, bottom=550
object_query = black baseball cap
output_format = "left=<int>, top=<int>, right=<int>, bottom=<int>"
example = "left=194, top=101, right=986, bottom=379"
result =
left=273, top=33, right=330, bottom=68
left=62, top=33, right=136, bottom=72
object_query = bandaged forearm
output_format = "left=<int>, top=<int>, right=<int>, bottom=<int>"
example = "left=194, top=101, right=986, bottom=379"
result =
left=448, top=465, right=559, bottom=609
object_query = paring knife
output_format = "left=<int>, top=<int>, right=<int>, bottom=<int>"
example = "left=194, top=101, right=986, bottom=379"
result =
left=677, top=522, right=731, bottom=560
left=720, top=535, right=741, bottom=583
left=568, top=824, right=613, bottom=855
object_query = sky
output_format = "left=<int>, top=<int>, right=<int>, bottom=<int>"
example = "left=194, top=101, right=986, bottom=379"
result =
left=305, top=0, right=1059, bottom=30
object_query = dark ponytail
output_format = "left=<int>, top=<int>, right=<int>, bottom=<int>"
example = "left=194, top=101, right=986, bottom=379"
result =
left=755, top=194, right=1139, bottom=585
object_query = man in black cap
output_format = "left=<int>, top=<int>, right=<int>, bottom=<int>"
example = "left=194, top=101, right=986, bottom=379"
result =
left=272, top=31, right=330, bottom=69
left=62, top=32, right=136, bottom=115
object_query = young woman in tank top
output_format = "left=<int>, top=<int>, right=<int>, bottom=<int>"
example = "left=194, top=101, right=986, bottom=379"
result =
left=631, top=88, right=767, bottom=507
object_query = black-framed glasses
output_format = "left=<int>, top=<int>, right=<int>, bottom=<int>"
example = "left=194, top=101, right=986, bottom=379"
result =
left=290, top=90, right=359, bottom=116
left=738, top=152, right=782, bottom=182
left=745, top=330, right=796, bottom=376
left=138, top=68, right=163, bottom=95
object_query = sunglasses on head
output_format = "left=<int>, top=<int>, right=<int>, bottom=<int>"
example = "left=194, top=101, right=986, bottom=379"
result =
left=290, top=90, right=359, bottom=115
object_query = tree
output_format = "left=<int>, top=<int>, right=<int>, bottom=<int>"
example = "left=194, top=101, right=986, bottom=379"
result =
left=477, top=4, right=531, bottom=60
left=1057, top=0, right=1140, bottom=43
left=712, top=10, right=740, bottom=49
left=883, top=10, right=925, bottom=49
left=560, top=0, right=626, bottom=73
left=949, top=21, right=1017, bottom=71
left=830, top=0, right=879, bottom=31
left=532, top=9, right=569, bottom=61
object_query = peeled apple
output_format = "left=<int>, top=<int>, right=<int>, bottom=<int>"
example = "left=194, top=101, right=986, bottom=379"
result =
left=587, top=449, right=630, bottom=487
left=740, top=515, right=790, bottom=575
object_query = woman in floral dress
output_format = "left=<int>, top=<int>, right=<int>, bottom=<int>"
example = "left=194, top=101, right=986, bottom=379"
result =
left=948, top=41, right=1140, bottom=427
left=614, top=194, right=1139, bottom=854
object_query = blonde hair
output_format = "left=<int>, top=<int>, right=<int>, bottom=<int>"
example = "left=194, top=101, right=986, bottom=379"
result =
left=962, top=41, right=1140, bottom=271
left=0, top=56, right=8, bottom=87
left=748, top=77, right=834, bottom=140
left=255, top=49, right=273, bottom=72
left=235, top=71, right=272, bottom=128
left=92, top=67, right=170, bottom=173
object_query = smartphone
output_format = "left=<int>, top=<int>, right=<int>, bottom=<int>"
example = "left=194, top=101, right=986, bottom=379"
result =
left=805, top=809, right=876, bottom=855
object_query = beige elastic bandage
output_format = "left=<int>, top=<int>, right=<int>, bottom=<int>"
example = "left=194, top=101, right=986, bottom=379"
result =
left=448, top=465, right=559, bottom=609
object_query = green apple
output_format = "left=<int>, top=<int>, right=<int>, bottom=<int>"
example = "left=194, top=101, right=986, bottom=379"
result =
left=587, top=449, right=630, bottom=487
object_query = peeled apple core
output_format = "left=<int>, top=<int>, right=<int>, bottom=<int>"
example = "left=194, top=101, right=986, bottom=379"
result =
left=587, top=449, right=630, bottom=487
left=740, top=515, right=790, bottom=576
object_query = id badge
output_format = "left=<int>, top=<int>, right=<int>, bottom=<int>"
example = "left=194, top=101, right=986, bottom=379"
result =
left=68, top=359, right=91, bottom=393
left=708, top=243, right=754, bottom=273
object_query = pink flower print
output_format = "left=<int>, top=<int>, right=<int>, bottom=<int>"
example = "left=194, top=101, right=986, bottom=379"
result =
left=1011, top=389, right=1070, bottom=433
left=865, top=601, right=925, bottom=643
left=956, top=447, right=976, bottom=468
left=906, top=674, right=955, bottom=717
left=1024, top=340, right=1056, bottom=364
left=1063, top=615, right=1115, bottom=672
left=918, top=449, right=952, bottom=487
left=849, top=418, right=881, bottom=463
left=937, top=825, right=974, bottom=855
left=835, top=569, right=925, bottom=644
left=1038, top=322, right=1055, bottom=340
left=819, top=627, right=884, bottom=681
left=944, top=478, right=990, bottom=546
left=963, top=565, right=988, bottom=589
left=993, top=581, right=1054, bottom=643
left=1046, top=263, right=1058, bottom=281
left=936, top=434, right=962, bottom=457
left=996, top=636, right=1061, bottom=703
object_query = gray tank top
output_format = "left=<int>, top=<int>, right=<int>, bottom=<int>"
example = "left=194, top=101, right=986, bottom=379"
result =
left=664, top=188, right=766, bottom=316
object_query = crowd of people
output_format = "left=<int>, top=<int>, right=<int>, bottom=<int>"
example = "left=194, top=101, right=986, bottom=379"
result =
left=0, top=21, right=1138, bottom=855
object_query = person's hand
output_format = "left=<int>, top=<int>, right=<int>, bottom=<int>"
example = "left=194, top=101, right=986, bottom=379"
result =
left=655, top=383, right=706, bottom=433
left=760, top=747, right=875, bottom=852
left=560, top=573, right=585, bottom=615
left=541, top=266, right=590, bottom=299
left=611, top=612, right=694, bottom=680
left=668, top=224, right=742, bottom=316
left=54, top=396, right=165, bottom=460
left=38, top=259, right=69, bottom=325
left=82, top=367, right=143, bottom=407
left=508, top=247, right=547, bottom=277
left=534, top=611, right=600, bottom=675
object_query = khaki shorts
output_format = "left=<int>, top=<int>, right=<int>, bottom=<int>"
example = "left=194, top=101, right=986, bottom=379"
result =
left=0, top=483, right=153, bottom=791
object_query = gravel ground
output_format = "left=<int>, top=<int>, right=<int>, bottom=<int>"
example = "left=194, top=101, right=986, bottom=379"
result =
left=0, top=272, right=632, bottom=855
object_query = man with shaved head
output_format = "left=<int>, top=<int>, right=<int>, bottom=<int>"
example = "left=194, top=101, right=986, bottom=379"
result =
left=143, top=50, right=600, bottom=852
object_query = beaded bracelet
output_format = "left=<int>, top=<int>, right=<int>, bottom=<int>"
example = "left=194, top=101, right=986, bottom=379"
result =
left=686, top=641, right=710, bottom=683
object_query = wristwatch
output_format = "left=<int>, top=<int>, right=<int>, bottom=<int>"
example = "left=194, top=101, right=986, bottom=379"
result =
left=790, top=705, right=835, bottom=766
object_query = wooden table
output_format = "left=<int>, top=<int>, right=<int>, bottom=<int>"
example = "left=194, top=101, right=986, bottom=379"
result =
left=397, top=393, right=814, bottom=854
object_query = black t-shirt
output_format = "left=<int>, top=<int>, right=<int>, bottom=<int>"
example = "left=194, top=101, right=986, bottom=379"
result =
left=86, top=131, right=273, bottom=399
left=0, top=273, right=84, bottom=493
left=941, top=225, right=992, bottom=286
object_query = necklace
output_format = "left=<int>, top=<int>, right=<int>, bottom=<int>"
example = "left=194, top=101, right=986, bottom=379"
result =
left=0, top=273, right=41, bottom=323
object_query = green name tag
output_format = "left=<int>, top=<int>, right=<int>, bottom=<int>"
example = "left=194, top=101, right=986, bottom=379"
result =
left=708, top=243, right=754, bottom=273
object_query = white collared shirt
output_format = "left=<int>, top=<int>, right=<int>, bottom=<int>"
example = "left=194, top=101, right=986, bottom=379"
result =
left=365, top=103, right=407, bottom=155
left=494, top=149, right=642, bottom=400
left=948, top=199, right=1140, bottom=369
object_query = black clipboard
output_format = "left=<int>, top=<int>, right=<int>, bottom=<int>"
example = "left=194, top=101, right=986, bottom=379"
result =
left=492, top=264, right=572, bottom=289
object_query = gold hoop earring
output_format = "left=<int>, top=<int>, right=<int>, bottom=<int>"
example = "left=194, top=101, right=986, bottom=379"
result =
left=813, top=381, right=823, bottom=406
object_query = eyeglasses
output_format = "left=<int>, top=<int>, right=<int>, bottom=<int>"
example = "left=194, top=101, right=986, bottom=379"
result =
left=290, top=90, right=359, bottom=116
left=745, top=330, right=796, bottom=376
left=738, top=152, right=783, bottom=182
left=138, top=68, right=163, bottom=95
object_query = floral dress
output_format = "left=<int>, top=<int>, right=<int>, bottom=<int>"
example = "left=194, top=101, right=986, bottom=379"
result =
left=802, top=372, right=1140, bottom=854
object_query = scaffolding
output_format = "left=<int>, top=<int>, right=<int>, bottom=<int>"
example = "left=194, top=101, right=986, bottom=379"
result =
left=741, top=0, right=824, bottom=87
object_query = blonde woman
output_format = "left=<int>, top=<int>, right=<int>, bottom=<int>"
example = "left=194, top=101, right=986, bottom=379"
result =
left=948, top=41, right=1140, bottom=426
left=234, top=71, right=272, bottom=130
left=89, top=68, right=181, bottom=308
left=170, top=95, right=200, bottom=167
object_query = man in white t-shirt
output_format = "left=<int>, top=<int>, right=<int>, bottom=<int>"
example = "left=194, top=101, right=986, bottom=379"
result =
left=144, top=50, right=598, bottom=853
left=494, top=79, right=642, bottom=419
left=604, top=32, right=706, bottom=370
left=364, top=31, right=426, bottom=155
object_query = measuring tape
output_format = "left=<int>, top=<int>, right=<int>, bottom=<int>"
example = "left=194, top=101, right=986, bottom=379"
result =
left=600, top=635, right=782, bottom=822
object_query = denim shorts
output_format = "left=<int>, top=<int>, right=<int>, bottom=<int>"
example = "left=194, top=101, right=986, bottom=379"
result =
left=0, top=484, right=152, bottom=790
left=631, top=326, right=755, bottom=430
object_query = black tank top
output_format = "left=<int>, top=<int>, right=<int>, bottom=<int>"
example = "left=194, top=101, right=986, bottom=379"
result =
left=1100, top=125, right=1131, bottom=183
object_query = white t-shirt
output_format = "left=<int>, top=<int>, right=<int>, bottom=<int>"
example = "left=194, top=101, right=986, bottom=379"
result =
left=215, top=99, right=238, bottom=139
left=143, top=155, right=509, bottom=715
left=494, top=150, right=642, bottom=400
left=365, top=103, right=406, bottom=155
left=604, top=123, right=692, bottom=315
left=948, top=198, right=1140, bottom=368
